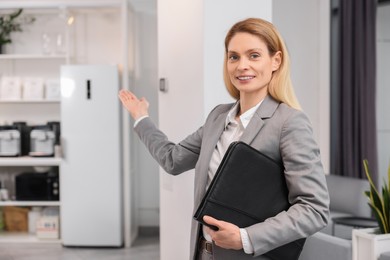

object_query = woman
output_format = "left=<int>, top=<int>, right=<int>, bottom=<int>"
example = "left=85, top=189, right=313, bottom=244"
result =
left=119, top=18, right=329, bottom=260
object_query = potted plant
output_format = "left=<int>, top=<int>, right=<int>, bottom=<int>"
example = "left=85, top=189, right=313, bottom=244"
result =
left=0, top=9, right=35, bottom=54
left=352, top=159, right=390, bottom=260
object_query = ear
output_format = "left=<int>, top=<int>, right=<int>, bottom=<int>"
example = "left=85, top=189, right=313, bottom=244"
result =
left=272, top=51, right=282, bottom=72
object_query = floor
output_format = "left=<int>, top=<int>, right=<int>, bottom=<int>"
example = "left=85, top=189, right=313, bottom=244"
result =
left=0, top=235, right=159, bottom=260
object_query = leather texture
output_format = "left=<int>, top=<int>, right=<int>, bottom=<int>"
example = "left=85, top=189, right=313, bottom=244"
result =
left=194, top=141, right=305, bottom=260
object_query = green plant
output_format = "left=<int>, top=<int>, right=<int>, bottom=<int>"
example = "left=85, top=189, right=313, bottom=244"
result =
left=0, top=9, right=35, bottom=46
left=363, top=159, right=390, bottom=234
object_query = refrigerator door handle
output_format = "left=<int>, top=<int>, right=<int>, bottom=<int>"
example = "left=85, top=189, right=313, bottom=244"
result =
left=86, top=79, right=91, bottom=99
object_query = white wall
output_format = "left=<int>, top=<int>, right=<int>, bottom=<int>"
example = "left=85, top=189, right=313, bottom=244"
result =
left=202, top=0, right=273, bottom=116
left=131, top=11, right=159, bottom=227
left=273, top=0, right=330, bottom=173
left=377, top=4, right=390, bottom=187
left=157, top=1, right=203, bottom=259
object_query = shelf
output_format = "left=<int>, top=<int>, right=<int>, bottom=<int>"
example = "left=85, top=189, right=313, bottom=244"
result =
left=0, top=100, right=60, bottom=104
left=0, top=54, right=67, bottom=60
left=0, top=201, right=60, bottom=207
left=0, top=0, right=123, bottom=9
left=0, top=232, right=61, bottom=244
left=0, top=157, right=61, bottom=167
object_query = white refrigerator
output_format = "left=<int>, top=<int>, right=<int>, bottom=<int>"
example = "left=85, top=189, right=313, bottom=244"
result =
left=60, top=65, right=123, bottom=246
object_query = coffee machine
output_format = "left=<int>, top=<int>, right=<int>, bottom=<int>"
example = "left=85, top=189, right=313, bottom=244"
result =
left=0, top=125, right=20, bottom=157
left=29, top=122, right=60, bottom=157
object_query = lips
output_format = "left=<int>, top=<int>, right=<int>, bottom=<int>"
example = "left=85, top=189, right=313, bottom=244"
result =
left=237, top=76, right=255, bottom=80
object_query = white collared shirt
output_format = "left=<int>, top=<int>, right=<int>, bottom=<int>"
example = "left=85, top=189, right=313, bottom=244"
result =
left=203, top=99, right=263, bottom=254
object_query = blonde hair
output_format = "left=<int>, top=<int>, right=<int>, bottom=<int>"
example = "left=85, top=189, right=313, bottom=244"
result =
left=223, top=18, right=301, bottom=110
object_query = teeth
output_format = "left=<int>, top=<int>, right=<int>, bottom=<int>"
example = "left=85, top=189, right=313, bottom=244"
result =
left=237, top=76, right=254, bottom=80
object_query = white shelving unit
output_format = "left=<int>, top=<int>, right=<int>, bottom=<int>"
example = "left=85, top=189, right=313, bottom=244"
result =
left=0, top=0, right=132, bottom=246
left=0, top=100, right=60, bottom=104
left=0, top=54, right=68, bottom=60
left=0, top=232, right=61, bottom=244
left=0, top=157, right=61, bottom=243
left=0, top=6, right=66, bottom=244
left=0, top=201, right=60, bottom=207
left=0, top=157, right=61, bottom=167
left=0, top=156, right=61, bottom=243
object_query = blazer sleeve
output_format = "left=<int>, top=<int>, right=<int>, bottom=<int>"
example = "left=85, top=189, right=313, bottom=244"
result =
left=246, top=110, right=330, bottom=257
left=134, top=117, right=203, bottom=175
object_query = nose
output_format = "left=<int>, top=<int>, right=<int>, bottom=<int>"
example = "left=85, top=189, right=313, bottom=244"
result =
left=237, top=57, right=249, bottom=70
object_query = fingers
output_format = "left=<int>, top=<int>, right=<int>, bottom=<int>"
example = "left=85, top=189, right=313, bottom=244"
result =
left=119, top=89, right=138, bottom=102
left=118, top=90, right=149, bottom=107
left=203, top=217, right=243, bottom=250
left=203, top=216, right=223, bottom=230
left=118, top=90, right=129, bottom=102
left=118, top=89, right=150, bottom=120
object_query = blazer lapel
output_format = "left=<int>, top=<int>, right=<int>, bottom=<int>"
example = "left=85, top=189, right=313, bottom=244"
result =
left=201, top=110, right=229, bottom=170
left=240, top=95, right=280, bottom=145
left=195, top=107, right=231, bottom=204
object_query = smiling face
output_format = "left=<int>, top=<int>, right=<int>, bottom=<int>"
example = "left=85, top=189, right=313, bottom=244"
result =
left=226, top=32, right=281, bottom=101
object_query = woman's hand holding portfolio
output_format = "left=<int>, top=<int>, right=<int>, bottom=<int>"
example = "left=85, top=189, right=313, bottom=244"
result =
left=203, top=215, right=243, bottom=250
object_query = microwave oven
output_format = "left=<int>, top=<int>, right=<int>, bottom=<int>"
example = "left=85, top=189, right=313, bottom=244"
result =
left=15, top=172, right=59, bottom=201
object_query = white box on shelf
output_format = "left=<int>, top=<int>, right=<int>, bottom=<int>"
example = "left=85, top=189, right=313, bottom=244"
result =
left=0, top=77, right=22, bottom=101
left=23, top=78, right=44, bottom=100
left=36, top=216, right=59, bottom=239
left=45, top=79, right=61, bottom=100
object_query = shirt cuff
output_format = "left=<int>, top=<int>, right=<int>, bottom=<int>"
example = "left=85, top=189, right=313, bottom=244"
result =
left=134, top=115, right=149, bottom=128
left=240, top=228, right=254, bottom=254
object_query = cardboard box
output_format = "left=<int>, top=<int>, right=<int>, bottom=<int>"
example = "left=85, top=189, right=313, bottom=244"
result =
left=3, top=206, right=29, bottom=232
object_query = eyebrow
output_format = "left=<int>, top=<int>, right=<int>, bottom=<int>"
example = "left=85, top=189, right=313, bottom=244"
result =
left=227, top=48, right=264, bottom=54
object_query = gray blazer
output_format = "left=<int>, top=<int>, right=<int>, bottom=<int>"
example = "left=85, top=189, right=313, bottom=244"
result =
left=134, top=95, right=330, bottom=260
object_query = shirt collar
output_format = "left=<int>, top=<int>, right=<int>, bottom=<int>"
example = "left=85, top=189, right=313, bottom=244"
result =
left=225, top=99, right=264, bottom=129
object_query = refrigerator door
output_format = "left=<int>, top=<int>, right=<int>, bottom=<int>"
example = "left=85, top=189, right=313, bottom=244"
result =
left=60, top=65, right=123, bottom=246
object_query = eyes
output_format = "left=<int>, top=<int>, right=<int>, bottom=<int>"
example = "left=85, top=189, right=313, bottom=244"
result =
left=228, top=52, right=261, bottom=62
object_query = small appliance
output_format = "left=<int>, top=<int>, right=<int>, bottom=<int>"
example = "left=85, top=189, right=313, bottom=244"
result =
left=29, top=124, right=58, bottom=157
left=15, top=172, right=59, bottom=201
left=0, top=126, right=21, bottom=156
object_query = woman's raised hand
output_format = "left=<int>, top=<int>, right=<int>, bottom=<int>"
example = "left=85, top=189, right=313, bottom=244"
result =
left=118, top=89, right=149, bottom=120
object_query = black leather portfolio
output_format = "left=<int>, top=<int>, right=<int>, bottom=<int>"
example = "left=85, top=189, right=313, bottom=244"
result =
left=193, top=141, right=305, bottom=260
